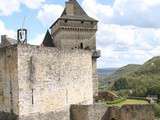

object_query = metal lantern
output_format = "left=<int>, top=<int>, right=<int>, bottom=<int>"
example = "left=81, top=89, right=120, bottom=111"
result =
left=17, top=28, right=27, bottom=44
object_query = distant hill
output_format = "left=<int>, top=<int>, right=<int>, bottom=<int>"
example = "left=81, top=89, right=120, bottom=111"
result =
left=100, top=56, right=160, bottom=97
left=97, top=68, right=118, bottom=91
left=97, top=68, right=117, bottom=78
left=99, top=64, right=140, bottom=91
left=105, top=64, right=141, bottom=83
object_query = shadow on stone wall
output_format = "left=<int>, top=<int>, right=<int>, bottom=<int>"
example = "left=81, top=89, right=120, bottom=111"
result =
left=0, top=104, right=154, bottom=120
left=0, top=112, right=18, bottom=120
left=19, top=109, right=70, bottom=120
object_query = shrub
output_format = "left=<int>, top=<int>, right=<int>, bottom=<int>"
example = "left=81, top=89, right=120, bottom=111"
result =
left=153, top=103, right=160, bottom=118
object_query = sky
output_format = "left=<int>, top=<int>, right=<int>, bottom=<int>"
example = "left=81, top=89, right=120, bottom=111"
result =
left=0, top=0, right=160, bottom=68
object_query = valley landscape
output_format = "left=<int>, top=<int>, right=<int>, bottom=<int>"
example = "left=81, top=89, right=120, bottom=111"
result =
left=98, top=56, right=160, bottom=118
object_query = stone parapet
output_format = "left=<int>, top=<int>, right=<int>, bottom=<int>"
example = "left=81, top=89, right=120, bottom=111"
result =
left=70, top=104, right=155, bottom=120
left=71, top=104, right=108, bottom=120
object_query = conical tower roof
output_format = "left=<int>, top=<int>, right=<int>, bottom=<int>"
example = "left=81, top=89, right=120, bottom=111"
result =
left=42, top=30, right=54, bottom=47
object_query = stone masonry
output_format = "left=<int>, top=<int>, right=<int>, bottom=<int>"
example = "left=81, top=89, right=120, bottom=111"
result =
left=43, top=0, right=100, bottom=97
left=0, top=45, right=93, bottom=120
left=71, top=104, right=155, bottom=120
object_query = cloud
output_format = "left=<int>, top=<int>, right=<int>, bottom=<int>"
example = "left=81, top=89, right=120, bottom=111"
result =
left=0, top=0, right=45, bottom=16
left=0, top=20, right=16, bottom=39
left=82, top=0, right=160, bottom=28
left=37, top=4, right=63, bottom=26
left=20, top=0, right=45, bottom=9
left=97, top=24, right=160, bottom=68
left=81, top=0, right=160, bottom=67
left=0, top=0, right=20, bottom=16
left=82, top=0, right=113, bottom=22
left=28, top=33, right=45, bottom=45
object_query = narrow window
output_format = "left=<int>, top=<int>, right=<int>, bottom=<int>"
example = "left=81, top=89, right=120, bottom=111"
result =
left=111, top=118, right=116, bottom=120
left=80, top=43, right=83, bottom=49
left=32, top=89, right=34, bottom=105
left=65, top=20, right=68, bottom=23
left=81, top=21, right=84, bottom=24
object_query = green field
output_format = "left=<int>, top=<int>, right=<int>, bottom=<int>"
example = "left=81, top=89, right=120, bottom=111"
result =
left=106, top=99, right=149, bottom=107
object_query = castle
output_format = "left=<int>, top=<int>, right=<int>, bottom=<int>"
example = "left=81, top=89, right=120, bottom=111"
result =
left=0, top=0, right=155, bottom=120
left=42, top=0, right=100, bottom=97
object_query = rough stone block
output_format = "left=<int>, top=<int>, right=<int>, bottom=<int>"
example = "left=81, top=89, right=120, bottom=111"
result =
left=71, top=104, right=108, bottom=120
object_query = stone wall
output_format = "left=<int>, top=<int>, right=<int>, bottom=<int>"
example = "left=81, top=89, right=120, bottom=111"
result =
left=0, top=45, right=155, bottom=120
left=51, top=21, right=98, bottom=97
left=52, top=29, right=96, bottom=50
left=19, top=108, right=70, bottom=120
left=0, top=46, right=19, bottom=115
left=119, top=105, right=155, bottom=120
left=71, top=104, right=155, bottom=120
left=17, top=45, right=93, bottom=118
left=71, top=105, right=108, bottom=120
left=92, top=58, right=98, bottom=97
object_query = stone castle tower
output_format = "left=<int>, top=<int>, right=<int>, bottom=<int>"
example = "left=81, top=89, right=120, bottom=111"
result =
left=43, top=0, right=100, bottom=96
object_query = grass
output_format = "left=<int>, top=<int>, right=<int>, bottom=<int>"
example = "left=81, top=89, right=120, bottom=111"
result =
left=106, top=99, right=149, bottom=107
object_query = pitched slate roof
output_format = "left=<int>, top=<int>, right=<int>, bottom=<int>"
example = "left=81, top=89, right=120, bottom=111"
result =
left=50, top=0, right=97, bottom=28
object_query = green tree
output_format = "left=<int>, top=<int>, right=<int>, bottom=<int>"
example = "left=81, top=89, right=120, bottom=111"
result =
left=113, top=78, right=129, bottom=91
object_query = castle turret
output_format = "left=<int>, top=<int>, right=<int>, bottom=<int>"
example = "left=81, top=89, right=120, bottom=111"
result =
left=43, top=0, right=100, bottom=97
